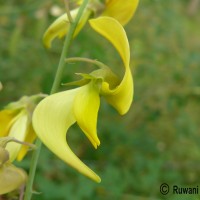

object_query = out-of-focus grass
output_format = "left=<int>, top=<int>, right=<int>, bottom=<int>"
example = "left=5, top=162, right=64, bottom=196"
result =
left=0, top=0, right=200, bottom=199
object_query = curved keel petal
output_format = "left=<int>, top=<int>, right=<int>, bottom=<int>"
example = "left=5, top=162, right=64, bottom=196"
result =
left=74, top=82, right=100, bottom=149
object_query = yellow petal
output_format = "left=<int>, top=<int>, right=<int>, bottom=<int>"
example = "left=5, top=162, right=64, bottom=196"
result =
left=89, top=17, right=133, bottom=114
left=0, top=109, right=20, bottom=137
left=0, top=164, right=27, bottom=195
left=90, top=17, right=129, bottom=66
left=6, top=111, right=29, bottom=162
left=43, top=8, right=91, bottom=48
left=33, top=89, right=101, bottom=183
left=74, top=81, right=100, bottom=149
left=102, top=0, right=139, bottom=25
left=17, top=124, right=36, bottom=161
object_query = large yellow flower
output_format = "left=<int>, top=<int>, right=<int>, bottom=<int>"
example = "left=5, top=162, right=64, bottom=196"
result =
left=0, top=94, right=46, bottom=161
left=43, top=0, right=139, bottom=48
left=33, top=17, right=133, bottom=182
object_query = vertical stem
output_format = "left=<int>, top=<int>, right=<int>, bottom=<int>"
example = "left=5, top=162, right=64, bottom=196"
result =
left=24, top=0, right=89, bottom=199
left=23, top=139, right=41, bottom=200
left=51, top=0, right=89, bottom=94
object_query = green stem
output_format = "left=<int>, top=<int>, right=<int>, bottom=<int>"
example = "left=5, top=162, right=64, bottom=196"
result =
left=51, top=0, right=89, bottom=94
left=24, top=0, right=89, bottom=199
left=23, top=139, right=41, bottom=200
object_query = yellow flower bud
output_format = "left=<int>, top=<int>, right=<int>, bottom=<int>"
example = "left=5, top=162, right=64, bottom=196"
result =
left=0, top=163, right=27, bottom=195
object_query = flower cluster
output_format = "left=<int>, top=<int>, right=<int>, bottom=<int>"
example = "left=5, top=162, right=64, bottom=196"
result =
left=0, top=0, right=139, bottom=195
left=33, top=0, right=139, bottom=182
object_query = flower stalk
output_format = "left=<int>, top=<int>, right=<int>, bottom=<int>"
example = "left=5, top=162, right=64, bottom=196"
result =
left=65, top=57, right=110, bottom=69
left=23, top=0, right=90, bottom=199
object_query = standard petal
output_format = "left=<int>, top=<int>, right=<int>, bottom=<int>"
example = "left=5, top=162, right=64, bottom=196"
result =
left=33, top=89, right=101, bottom=183
left=89, top=17, right=129, bottom=67
left=89, top=17, right=133, bottom=114
left=5, top=111, right=29, bottom=162
left=74, top=81, right=100, bottom=149
left=102, top=0, right=139, bottom=25
left=43, top=8, right=91, bottom=48
left=0, top=164, right=27, bottom=195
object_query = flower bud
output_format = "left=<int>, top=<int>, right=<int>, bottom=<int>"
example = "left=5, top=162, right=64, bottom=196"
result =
left=0, top=163, right=27, bottom=195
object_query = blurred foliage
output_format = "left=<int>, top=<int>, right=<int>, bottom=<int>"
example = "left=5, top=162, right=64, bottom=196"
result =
left=0, top=0, right=200, bottom=199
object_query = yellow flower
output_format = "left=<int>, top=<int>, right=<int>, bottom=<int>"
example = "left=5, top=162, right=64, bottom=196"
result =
left=43, top=0, right=139, bottom=48
left=33, top=17, right=133, bottom=182
left=43, top=7, right=91, bottom=48
left=0, top=94, right=46, bottom=162
left=0, top=137, right=27, bottom=195
left=102, top=0, right=139, bottom=25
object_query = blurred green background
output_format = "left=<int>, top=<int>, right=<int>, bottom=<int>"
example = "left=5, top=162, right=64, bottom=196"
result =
left=0, top=0, right=200, bottom=199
